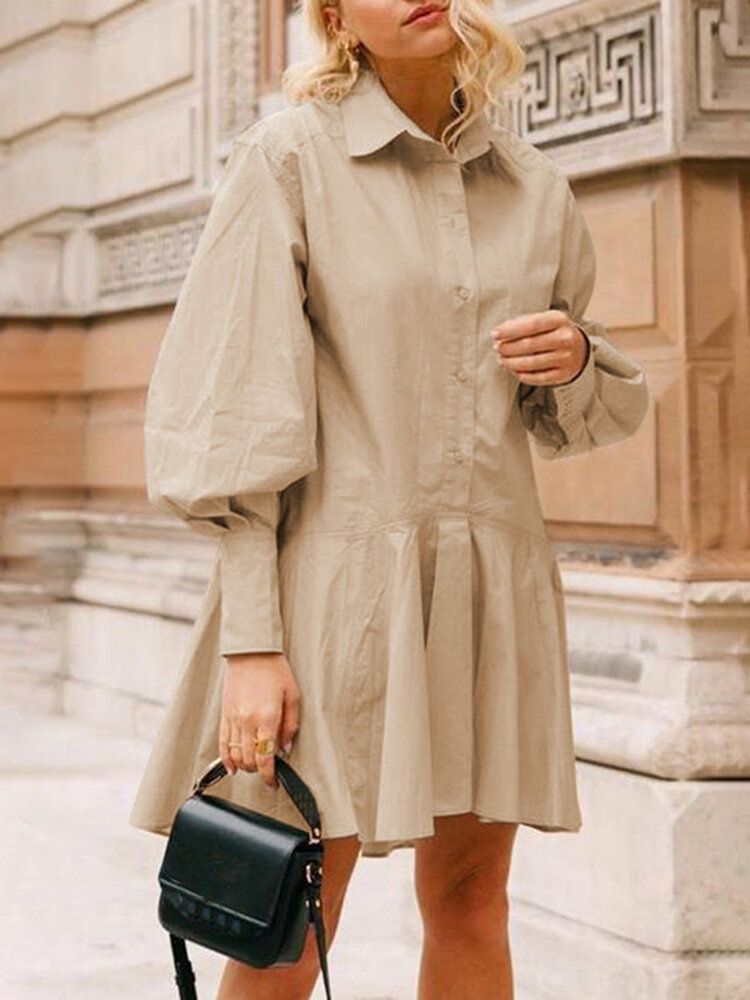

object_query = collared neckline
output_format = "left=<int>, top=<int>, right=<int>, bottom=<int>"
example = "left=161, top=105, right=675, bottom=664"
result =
left=339, top=67, right=501, bottom=165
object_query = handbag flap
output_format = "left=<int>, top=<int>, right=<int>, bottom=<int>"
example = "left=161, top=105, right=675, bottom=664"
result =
left=158, top=791, right=310, bottom=930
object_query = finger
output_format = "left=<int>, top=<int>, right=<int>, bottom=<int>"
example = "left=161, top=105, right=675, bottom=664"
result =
left=515, top=365, right=569, bottom=385
left=279, top=688, right=300, bottom=756
left=492, top=309, right=564, bottom=343
left=254, top=736, right=279, bottom=788
left=218, top=714, right=236, bottom=775
left=225, top=714, right=249, bottom=771
left=254, top=714, right=281, bottom=788
left=502, top=348, right=567, bottom=373
left=495, top=332, right=562, bottom=362
left=238, top=716, right=258, bottom=772
left=494, top=320, right=574, bottom=359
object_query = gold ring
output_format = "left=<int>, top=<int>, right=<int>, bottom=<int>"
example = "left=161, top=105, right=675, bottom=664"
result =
left=253, top=736, right=277, bottom=755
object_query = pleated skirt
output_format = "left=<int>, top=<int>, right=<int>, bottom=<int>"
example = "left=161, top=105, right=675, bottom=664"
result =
left=128, top=512, right=583, bottom=857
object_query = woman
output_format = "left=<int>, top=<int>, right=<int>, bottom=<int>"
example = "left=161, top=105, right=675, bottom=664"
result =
left=129, top=1, right=649, bottom=997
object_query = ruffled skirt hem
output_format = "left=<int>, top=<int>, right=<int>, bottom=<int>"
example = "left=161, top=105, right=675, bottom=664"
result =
left=128, top=513, right=583, bottom=858
left=129, top=805, right=582, bottom=859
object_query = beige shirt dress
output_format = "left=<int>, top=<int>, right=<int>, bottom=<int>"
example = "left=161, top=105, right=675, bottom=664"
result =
left=128, top=66, right=650, bottom=858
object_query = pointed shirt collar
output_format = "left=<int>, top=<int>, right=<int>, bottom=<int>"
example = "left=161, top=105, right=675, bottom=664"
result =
left=339, top=67, right=500, bottom=165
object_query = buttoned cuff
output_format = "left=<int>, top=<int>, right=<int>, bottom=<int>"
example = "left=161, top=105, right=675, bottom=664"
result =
left=549, top=325, right=595, bottom=427
left=218, top=524, right=285, bottom=657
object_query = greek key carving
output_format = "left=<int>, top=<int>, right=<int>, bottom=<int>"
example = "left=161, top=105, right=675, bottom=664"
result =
left=98, top=216, right=208, bottom=296
left=505, top=7, right=661, bottom=146
left=696, top=0, right=750, bottom=111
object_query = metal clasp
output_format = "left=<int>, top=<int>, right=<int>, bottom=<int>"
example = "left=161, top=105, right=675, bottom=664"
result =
left=305, top=860, right=322, bottom=885
left=191, top=755, right=227, bottom=795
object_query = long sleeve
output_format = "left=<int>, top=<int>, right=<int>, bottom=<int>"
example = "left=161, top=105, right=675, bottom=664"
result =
left=518, top=178, right=649, bottom=460
left=143, top=134, right=318, bottom=656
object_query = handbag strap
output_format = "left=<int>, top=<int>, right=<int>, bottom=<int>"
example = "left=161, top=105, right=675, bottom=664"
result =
left=169, top=934, right=197, bottom=1000
left=274, top=755, right=323, bottom=837
left=193, top=754, right=323, bottom=841
left=166, top=856, right=332, bottom=999
left=304, top=855, right=333, bottom=998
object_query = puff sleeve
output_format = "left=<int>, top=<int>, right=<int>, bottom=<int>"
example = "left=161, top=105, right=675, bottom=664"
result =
left=143, top=135, right=318, bottom=656
left=518, top=178, right=649, bottom=460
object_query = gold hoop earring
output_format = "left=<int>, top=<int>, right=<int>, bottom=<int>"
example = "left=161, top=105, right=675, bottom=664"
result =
left=337, top=31, right=362, bottom=72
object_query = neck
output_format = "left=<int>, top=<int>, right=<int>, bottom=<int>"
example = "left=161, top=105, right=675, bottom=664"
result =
left=367, top=58, right=461, bottom=142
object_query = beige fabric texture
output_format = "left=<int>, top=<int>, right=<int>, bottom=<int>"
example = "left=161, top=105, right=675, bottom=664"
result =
left=129, top=66, right=649, bottom=858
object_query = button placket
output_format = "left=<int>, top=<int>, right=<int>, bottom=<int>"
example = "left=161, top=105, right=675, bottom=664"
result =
left=434, top=167, right=479, bottom=503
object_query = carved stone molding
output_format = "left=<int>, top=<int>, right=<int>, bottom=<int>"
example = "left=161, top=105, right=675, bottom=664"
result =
left=696, top=0, right=750, bottom=111
left=215, top=0, right=260, bottom=142
left=4, top=1, right=749, bottom=318
left=505, top=6, right=661, bottom=147
left=80, top=0, right=263, bottom=311
left=97, top=212, right=208, bottom=298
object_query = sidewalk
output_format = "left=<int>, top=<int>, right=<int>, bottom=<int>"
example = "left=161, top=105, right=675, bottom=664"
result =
left=0, top=703, right=422, bottom=999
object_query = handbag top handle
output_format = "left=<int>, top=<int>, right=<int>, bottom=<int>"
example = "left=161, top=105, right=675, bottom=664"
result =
left=193, top=755, right=322, bottom=843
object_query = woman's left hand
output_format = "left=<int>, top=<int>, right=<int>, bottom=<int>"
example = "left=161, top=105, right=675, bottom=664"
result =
left=490, top=309, right=590, bottom=386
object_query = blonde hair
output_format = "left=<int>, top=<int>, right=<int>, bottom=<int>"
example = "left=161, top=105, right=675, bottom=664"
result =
left=281, top=1, right=526, bottom=158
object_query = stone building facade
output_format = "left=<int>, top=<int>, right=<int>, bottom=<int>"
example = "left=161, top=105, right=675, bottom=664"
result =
left=1, top=1, right=748, bottom=996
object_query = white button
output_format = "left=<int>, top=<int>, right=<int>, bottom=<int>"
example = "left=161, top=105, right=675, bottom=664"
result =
left=454, top=369, right=468, bottom=382
left=450, top=447, right=465, bottom=463
left=455, top=285, right=471, bottom=301
left=445, top=217, right=456, bottom=228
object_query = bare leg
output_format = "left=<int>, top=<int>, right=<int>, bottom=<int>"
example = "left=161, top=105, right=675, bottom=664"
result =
left=413, top=812, right=519, bottom=1000
left=216, top=833, right=362, bottom=1000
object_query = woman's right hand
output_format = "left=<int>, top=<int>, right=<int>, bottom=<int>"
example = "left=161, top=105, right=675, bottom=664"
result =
left=218, top=652, right=300, bottom=788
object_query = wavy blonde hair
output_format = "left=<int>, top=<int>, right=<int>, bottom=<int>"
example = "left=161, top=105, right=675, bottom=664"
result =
left=281, top=1, right=526, bottom=159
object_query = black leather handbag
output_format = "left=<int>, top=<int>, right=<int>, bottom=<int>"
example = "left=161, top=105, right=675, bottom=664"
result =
left=157, top=754, right=332, bottom=999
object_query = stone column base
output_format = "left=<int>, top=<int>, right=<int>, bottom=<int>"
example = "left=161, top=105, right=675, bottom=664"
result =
left=510, top=897, right=750, bottom=1000
left=509, top=759, right=750, bottom=999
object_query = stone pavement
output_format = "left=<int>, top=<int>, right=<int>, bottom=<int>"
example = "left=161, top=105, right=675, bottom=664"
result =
left=0, top=703, right=422, bottom=1000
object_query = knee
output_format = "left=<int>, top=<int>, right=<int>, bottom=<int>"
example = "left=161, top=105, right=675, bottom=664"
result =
left=416, top=865, right=510, bottom=937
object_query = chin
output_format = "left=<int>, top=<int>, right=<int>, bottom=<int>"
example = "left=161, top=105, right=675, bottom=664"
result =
left=404, top=31, right=458, bottom=58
